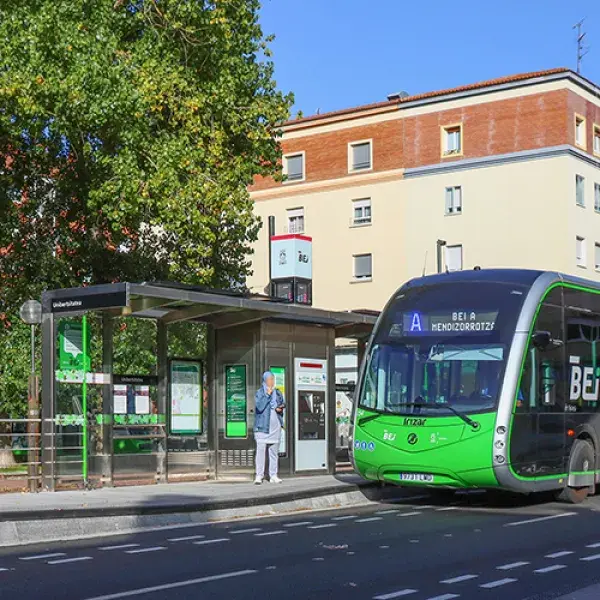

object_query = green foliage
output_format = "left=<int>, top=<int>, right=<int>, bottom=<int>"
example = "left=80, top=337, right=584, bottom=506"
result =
left=0, top=317, right=32, bottom=419
left=0, top=0, right=292, bottom=416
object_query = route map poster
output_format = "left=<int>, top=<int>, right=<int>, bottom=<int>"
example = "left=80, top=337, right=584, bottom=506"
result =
left=170, top=360, right=203, bottom=434
left=225, top=364, right=247, bottom=438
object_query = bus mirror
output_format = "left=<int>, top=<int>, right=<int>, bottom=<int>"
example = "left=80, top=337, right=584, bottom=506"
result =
left=532, top=331, right=563, bottom=351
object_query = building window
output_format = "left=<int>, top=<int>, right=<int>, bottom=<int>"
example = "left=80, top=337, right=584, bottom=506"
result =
left=352, top=198, right=372, bottom=226
left=446, top=245, right=463, bottom=272
left=283, top=152, right=305, bottom=183
left=576, top=236, right=586, bottom=268
left=575, top=114, right=586, bottom=149
left=595, top=183, right=600, bottom=212
left=594, top=125, right=600, bottom=156
left=445, top=186, right=462, bottom=215
left=348, top=141, right=372, bottom=172
left=595, top=243, right=600, bottom=270
left=442, top=124, right=462, bottom=156
left=576, top=175, right=585, bottom=207
left=287, top=207, right=304, bottom=234
left=353, top=254, right=372, bottom=280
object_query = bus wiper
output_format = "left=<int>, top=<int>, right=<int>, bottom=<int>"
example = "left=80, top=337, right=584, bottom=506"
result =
left=409, top=401, right=480, bottom=430
left=358, top=413, right=383, bottom=426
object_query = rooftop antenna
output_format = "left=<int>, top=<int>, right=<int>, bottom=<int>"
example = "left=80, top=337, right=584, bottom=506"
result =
left=422, top=250, right=428, bottom=277
left=573, top=18, right=590, bottom=74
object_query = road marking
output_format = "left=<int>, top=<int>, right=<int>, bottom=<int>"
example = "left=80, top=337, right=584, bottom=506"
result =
left=19, top=553, right=66, bottom=561
left=586, top=542, right=600, bottom=548
left=356, top=517, right=383, bottom=523
left=441, top=574, right=478, bottom=584
left=399, top=511, right=422, bottom=517
left=480, top=578, right=517, bottom=589
left=0, top=568, right=7, bottom=572
left=99, top=544, right=140, bottom=551
left=48, top=556, right=93, bottom=565
left=230, top=528, right=262, bottom=535
left=546, top=551, right=574, bottom=558
left=193, top=538, right=230, bottom=545
left=505, top=513, right=576, bottom=527
left=535, top=564, right=567, bottom=574
left=497, top=561, right=529, bottom=570
left=425, top=594, right=460, bottom=600
left=312, top=557, right=325, bottom=561
left=435, top=507, right=457, bottom=512
left=415, top=505, right=434, bottom=510
left=308, top=523, right=337, bottom=530
left=284, top=521, right=313, bottom=527
left=375, top=509, right=399, bottom=515
left=167, top=535, right=206, bottom=542
left=332, top=515, right=358, bottom=521
left=581, top=553, right=600, bottom=561
left=254, top=530, right=287, bottom=536
left=373, top=590, right=418, bottom=599
left=125, top=547, right=166, bottom=555
left=82, top=569, right=258, bottom=600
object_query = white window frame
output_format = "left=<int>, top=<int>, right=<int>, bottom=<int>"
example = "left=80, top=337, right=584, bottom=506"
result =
left=595, top=183, right=600, bottom=213
left=576, top=174, right=586, bottom=207
left=348, top=140, right=373, bottom=173
left=441, top=123, right=463, bottom=157
left=576, top=236, right=586, bottom=268
left=445, top=244, right=463, bottom=272
left=594, top=125, right=600, bottom=157
left=445, top=186, right=462, bottom=215
left=575, top=114, right=587, bottom=149
left=352, top=253, right=373, bottom=281
left=286, top=207, right=305, bottom=234
left=351, top=198, right=372, bottom=226
left=283, top=151, right=305, bottom=184
left=595, top=242, right=600, bottom=271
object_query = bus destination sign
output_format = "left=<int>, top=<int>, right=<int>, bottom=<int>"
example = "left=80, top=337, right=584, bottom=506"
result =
left=398, top=310, right=498, bottom=335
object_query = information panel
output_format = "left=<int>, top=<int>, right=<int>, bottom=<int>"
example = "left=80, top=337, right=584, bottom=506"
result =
left=270, top=366, right=287, bottom=456
left=398, top=310, right=498, bottom=336
left=170, top=360, right=203, bottom=435
left=225, top=365, right=247, bottom=438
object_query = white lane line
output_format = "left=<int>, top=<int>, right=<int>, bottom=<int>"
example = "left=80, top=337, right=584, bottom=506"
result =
left=399, top=511, right=422, bottom=517
left=19, top=553, right=66, bottom=561
left=193, top=538, right=230, bottom=545
left=356, top=517, right=383, bottom=523
left=425, top=594, right=460, bottom=600
left=125, top=547, right=166, bottom=555
left=581, top=553, right=600, bottom=561
left=375, top=509, right=400, bottom=515
left=586, top=542, right=600, bottom=548
left=505, top=512, right=576, bottom=527
left=373, top=590, right=418, bottom=600
left=480, top=578, right=517, bottom=589
left=283, top=521, right=313, bottom=528
left=254, top=530, right=287, bottom=537
left=497, top=561, right=529, bottom=570
left=99, top=544, right=140, bottom=551
left=48, top=556, right=93, bottom=565
left=168, top=535, right=205, bottom=542
left=0, top=568, right=8, bottom=572
left=546, top=551, right=574, bottom=559
left=230, top=528, right=262, bottom=535
left=435, top=507, right=457, bottom=512
left=83, top=569, right=258, bottom=600
left=440, top=574, right=478, bottom=584
left=414, top=505, right=434, bottom=510
left=308, top=523, right=337, bottom=530
left=332, top=515, right=358, bottom=521
left=535, top=564, right=567, bottom=574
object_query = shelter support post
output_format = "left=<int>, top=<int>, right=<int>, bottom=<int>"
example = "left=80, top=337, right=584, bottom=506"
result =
left=102, top=314, right=114, bottom=486
left=157, top=320, right=168, bottom=483
left=41, top=311, right=56, bottom=491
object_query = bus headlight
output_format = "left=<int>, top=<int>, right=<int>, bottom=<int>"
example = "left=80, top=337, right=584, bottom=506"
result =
left=496, top=426, right=507, bottom=435
left=495, top=455, right=506, bottom=464
left=495, top=440, right=504, bottom=449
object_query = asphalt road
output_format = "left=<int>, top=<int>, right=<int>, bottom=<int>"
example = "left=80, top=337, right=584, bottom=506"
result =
left=2, top=490, right=600, bottom=600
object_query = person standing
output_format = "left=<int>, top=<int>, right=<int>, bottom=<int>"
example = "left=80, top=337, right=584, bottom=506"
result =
left=254, top=371, right=285, bottom=484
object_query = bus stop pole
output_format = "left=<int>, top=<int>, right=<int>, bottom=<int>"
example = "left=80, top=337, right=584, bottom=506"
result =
left=41, top=311, right=56, bottom=491
left=157, top=321, right=168, bottom=483
left=101, top=315, right=114, bottom=486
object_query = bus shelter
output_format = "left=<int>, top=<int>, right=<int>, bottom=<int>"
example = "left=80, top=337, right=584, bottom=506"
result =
left=40, top=282, right=376, bottom=491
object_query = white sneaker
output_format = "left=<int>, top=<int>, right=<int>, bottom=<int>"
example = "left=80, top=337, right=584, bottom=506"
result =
left=269, top=476, right=283, bottom=484
left=254, top=477, right=263, bottom=485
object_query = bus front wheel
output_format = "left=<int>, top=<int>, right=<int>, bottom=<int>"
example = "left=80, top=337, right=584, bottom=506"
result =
left=556, top=439, right=595, bottom=504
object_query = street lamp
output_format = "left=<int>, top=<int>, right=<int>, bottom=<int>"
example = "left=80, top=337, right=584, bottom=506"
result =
left=19, top=299, right=42, bottom=493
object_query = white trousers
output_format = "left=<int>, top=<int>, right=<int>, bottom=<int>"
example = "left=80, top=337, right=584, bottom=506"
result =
left=255, top=441, right=279, bottom=478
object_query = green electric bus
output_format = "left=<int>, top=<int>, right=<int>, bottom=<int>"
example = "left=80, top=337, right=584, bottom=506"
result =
left=350, top=269, right=600, bottom=503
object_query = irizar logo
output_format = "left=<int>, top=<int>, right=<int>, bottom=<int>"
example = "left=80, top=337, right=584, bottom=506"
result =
left=570, top=355, right=600, bottom=402
left=278, top=249, right=287, bottom=265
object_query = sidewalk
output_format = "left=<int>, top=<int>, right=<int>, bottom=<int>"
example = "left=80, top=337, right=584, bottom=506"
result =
left=0, top=473, right=398, bottom=547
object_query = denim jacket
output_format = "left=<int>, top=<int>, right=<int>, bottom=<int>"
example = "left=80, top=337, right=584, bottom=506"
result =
left=254, top=386, right=285, bottom=434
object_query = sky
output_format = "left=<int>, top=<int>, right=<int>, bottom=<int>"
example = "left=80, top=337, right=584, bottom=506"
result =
left=259, top=0, right=600, bottom=118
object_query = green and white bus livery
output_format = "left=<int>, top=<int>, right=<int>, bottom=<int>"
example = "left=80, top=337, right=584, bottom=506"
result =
left=350, top=269, right=600, bottom=503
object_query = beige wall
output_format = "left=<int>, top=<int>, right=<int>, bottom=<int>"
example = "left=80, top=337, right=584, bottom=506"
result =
left=248, top=155, right=600, bottom=313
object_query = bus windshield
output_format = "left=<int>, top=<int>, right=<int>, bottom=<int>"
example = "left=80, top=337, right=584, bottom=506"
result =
left=359, top=281, right=528, bottom=416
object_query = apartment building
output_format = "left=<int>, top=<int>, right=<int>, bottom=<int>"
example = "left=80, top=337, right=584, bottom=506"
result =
left=249, top=67, right=600, bottom=313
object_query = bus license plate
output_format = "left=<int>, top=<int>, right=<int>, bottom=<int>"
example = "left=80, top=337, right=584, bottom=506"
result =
left=399, top=473, right=433, bottom=483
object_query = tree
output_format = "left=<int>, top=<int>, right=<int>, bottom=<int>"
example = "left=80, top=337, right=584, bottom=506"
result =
left=0, top=0, right=292, bottom=432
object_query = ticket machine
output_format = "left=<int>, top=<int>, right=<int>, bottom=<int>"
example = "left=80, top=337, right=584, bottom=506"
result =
left=294, top=358, right=328, bottom=471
